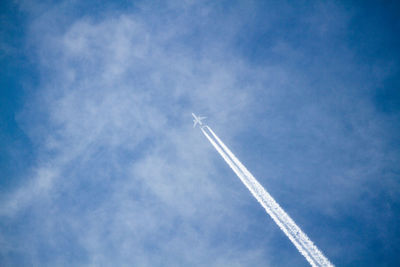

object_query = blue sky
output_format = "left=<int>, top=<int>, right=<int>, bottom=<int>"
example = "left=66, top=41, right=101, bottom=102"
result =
left=1, top=0, right=400, bottom=266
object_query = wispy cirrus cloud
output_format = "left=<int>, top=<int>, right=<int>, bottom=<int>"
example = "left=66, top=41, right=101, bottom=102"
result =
left=1, top=1, right=400, bottom=266
left=1, top=2, right=275, bottom=266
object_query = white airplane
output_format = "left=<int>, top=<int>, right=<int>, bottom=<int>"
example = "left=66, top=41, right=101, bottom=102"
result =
left=192, top=113, right=206, bottom=128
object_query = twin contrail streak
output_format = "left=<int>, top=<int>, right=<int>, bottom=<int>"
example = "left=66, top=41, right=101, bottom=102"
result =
left=200, top=125, right=333, bottom=267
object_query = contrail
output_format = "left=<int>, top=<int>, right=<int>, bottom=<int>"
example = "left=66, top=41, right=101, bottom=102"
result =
left=205, top=126, right=332, bottom=266
left=200, top=126, right=333, bottom=267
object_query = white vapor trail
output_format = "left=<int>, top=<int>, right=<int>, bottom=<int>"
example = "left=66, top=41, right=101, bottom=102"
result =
left=200, top=126, right=333, bottom=267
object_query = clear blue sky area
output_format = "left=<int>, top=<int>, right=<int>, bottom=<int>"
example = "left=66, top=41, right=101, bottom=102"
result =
left=1, top=1, right=400, bottom=266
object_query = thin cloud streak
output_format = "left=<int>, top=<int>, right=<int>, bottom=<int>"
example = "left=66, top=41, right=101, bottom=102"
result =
left=201, top=125, right=333, bottom=267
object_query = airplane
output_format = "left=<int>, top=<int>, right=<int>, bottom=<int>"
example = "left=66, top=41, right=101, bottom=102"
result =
left=192, top=113, right=206, bottom=128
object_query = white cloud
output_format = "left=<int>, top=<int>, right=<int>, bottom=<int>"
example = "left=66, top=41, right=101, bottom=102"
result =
left=4, top=1, right=399, bottom=266
left=1, top=4, right=277, bottom=266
